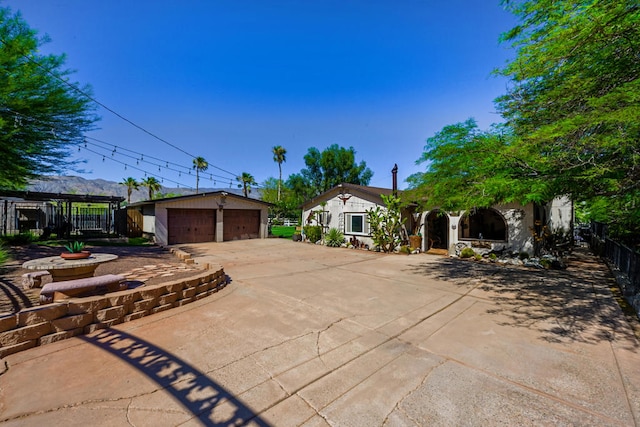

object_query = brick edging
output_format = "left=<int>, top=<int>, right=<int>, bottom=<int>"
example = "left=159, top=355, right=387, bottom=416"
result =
left=0, top=265, right=226, bottom=358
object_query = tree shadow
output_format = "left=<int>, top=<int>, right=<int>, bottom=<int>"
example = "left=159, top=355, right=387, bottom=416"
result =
left=80, top=329, right=270, bottom=426
left=408, top=249, right=639, bottom=349
left=0, top=278, right=34, bottom=312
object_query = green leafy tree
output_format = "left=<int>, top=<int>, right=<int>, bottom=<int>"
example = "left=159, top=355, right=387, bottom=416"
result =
left=192, top=156, right=208, bottom=194
left=286, top=173, right=315, bottom=205
left=407, top=119, right=528, bottom=211
left=495, top=0, right=640, bottom=239
left=366, top=194, right=404, bottom=253
left=261, top=177, right=301, bottom=220
left=272, top=145, right=287, bottom=201
left=120, top=177, right=139, bottom=204
left=236, top=172, right=256, bottom=197
left=141, top=176, right=161, bottom=200
left=0, top=6, right=98, bottom=189
left=300, top=145, right=373, bottom=196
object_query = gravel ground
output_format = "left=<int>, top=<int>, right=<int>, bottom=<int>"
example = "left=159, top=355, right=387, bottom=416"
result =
left=0, top=243, right=202, bottom=315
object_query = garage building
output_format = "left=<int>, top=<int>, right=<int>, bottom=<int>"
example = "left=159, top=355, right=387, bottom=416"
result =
left=128, top=191, right=271, bottom=245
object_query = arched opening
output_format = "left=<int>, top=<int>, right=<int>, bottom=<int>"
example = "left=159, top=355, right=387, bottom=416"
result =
left=458, top=208, right=507, bottom=241
left=426, top=210, right=449, bottom=250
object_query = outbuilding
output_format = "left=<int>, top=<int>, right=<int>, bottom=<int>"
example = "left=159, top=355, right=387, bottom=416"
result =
left=128, top=191, right=271, bottom=245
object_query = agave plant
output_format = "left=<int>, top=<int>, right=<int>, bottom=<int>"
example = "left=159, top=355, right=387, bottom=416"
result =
left=64, top=241, right=86, bottom=253
left=325, top=228, right=345, bottom=248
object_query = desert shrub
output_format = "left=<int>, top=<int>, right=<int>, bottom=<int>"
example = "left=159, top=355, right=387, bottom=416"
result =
left=325, top=228, right=345, bottom=247
left=399, top=245, right=411, bottom=254
left=474, top=254, right=483, bottom=261
left=303, top=225, right=322, bottom=243
left=367, top=194, right=404, bottom=253
left=489, top=253, right=497, bottom=261
left=0, top=232, right=38, bottom=246
left=540, top=258, right=552, bottom=269
left=460, top=247, right=475, bottom=258
left=0, top=245, right=9, bottom=266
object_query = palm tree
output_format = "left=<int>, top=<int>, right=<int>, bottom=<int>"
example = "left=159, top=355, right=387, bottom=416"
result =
left=236, top=172, right=256, bottom=198
left=141, top=176, right=162, bottom=200
left=193, top=156, right=209, bottom=194
left=120, top=177, right=139, bottom=204
left=272, top=145, right=287, bottom=201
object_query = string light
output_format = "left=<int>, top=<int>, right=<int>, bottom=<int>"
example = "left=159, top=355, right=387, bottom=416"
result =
left=0, top=108, right=264, bottom=191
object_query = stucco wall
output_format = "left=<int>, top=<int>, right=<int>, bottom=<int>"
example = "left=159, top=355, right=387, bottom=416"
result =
left=548, top=196, right=573, bottom=234
left=426, top=203, right=536, bottom=255
left=141, top=204, right=156, bottom=234
left=302, top=195, right=381, bottom=247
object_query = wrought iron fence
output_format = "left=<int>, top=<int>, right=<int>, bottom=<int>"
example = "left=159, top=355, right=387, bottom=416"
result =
left=592, top=222, right=640, bottom=317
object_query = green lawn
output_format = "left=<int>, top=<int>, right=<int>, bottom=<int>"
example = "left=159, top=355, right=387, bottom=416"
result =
left=270, top=226, right=296, bottom=239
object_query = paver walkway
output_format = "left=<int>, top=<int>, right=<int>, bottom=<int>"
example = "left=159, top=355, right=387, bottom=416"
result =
left=1, top=239, right=638, bottom=426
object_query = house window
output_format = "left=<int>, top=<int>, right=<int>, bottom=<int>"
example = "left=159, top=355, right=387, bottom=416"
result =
left=345, top=213, right=368, bottom=235
left=458, top=208, right=507, bottom=241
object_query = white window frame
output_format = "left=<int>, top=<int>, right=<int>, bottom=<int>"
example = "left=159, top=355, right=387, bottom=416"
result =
left=345, top=213, right=369, bottom=236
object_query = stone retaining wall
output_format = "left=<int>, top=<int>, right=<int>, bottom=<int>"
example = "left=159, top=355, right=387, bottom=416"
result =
left=0, top=265, right=226, bottom=358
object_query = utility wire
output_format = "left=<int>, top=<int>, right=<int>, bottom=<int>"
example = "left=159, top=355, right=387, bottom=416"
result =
left=2, top=107, right=243, bottom=184
left=0, top=40, right=240, bottom=177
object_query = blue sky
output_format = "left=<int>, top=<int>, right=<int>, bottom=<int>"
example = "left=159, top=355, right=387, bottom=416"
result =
left=6, top=0, right=517, bottom=191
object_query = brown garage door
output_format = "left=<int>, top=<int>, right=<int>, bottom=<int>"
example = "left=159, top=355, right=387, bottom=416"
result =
left=223, top=209, right=260, bottom=241
left=168, top=208, right=216, bottom=244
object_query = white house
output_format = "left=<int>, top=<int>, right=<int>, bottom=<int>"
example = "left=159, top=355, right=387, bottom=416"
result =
left=128, top=191, right=271, bottom=245
left=300, top=183, right=419, bottom=249
left=301, top=183, right=573, bottom=255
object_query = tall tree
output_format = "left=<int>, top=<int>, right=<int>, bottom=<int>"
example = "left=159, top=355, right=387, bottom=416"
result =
left=120, top=177, right=139, bottom=204
left=272, top=145, right=287, bottom=201
left=0, top=6, right=98, bottom=189
left=406, top=119, right=525, bottom=211
left=261, top=177, right=302, bottom=220
left=236, top=172, right=256, bottom=197
left=300, top=145, right=373, bottom=196
left=141, top=176, right=161, bottom=200
left=495, top=1, right=640, bottom=215
left=192, top=156, right=208, bottom=194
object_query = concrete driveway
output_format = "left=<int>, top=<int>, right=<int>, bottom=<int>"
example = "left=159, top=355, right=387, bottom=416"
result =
left=1, top=239, right=639, bottom=426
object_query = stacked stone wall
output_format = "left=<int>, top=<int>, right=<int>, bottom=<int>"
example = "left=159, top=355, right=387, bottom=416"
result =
left=0, top=265, right=225, bottom=358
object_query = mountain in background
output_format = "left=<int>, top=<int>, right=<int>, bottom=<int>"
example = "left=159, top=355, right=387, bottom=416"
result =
left=27, top=176, right=258, bottom=203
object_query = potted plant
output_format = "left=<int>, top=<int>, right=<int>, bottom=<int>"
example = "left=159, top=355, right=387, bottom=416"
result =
left=409, top=212, right=423, bottom=250
left=60, top=241, right=91, bottom=260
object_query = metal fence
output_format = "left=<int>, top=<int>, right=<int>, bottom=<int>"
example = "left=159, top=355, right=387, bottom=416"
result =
left=1, top=201, right=117, bottom=237
left=592, top=222, right=640, bottom=317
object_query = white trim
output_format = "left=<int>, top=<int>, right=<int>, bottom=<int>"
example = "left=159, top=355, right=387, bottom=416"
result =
left=345, top=213, right=369, bottom=236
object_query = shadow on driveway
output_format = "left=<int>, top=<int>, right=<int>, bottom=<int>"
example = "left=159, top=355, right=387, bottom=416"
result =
left=81, top=329, right=271, bottom=426
left=409, top=249, right=639, bottom=349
